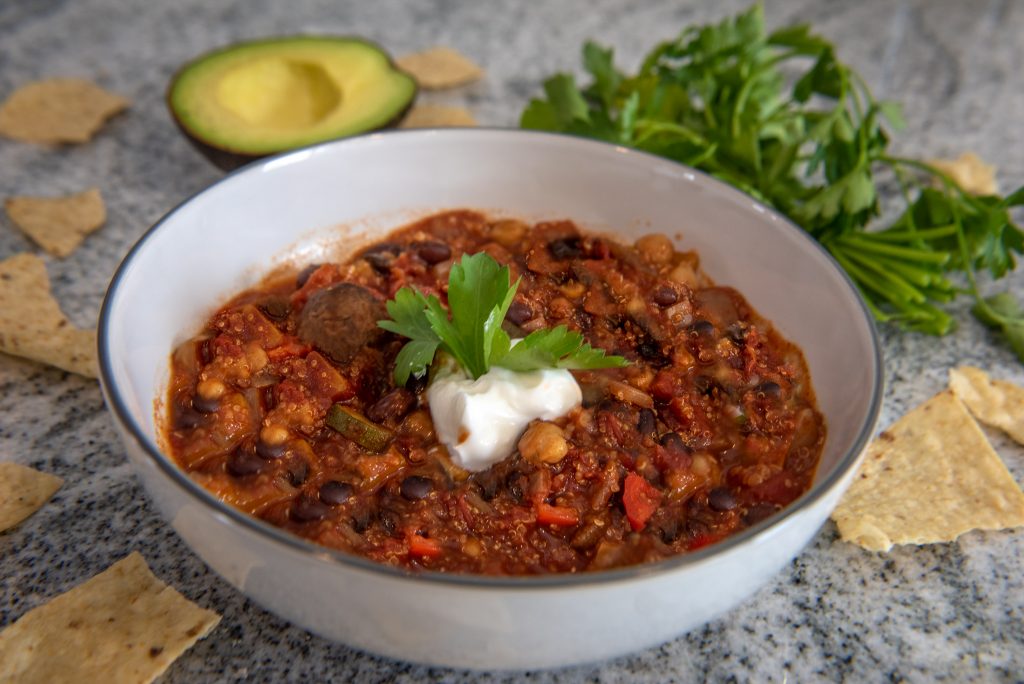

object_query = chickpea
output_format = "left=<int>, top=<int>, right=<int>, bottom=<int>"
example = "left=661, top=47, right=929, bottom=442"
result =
left=260, top=423, right=290, bottom=446
left=196, top=378, right=226, bottom=401
left=669, top=261, right=698, bottom=288
left=560, top=280, right=586, bottom=299
left=518, top=422, right=569, bottom=464
left=634, top=234, right=675, bottom=266
left=489, top=219, right=528, bottom=247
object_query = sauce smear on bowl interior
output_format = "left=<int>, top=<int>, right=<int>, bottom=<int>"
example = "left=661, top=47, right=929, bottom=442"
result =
left=163, top=210, right=825, bottom=574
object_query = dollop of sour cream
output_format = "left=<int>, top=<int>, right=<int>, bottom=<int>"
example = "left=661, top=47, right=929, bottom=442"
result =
left=427, top=365, right=582, bottom=472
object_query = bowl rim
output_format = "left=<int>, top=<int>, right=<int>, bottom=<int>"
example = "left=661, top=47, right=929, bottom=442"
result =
left=98, top=127, right=883, bottom=589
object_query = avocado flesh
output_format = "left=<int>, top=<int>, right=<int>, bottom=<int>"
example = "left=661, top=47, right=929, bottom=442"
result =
left=169, top=37, right=416, bottom=157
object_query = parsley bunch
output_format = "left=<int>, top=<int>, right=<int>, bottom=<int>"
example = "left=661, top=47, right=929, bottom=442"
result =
left=378, top=252, right=626, bottom=386
left=520, top=4, right=1024, bottom=360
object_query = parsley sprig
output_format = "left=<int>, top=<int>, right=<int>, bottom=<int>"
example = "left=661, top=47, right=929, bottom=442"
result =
left=520, top=4, right=1024, bottom=361
left=378, top=252, right=627, bottom=386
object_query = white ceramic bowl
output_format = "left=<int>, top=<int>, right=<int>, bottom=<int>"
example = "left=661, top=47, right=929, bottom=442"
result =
left=98, top=129, right=882, bottom=670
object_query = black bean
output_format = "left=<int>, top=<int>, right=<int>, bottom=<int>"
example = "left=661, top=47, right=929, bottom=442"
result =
left=687, top=319, right=715, bottom=337
left=658, top=518, right=682, bottom=544
left=659, top=432, right=689, bottom=454
left=406, top=372, right=428, bottom=394
left=653, top=286, right=678, bottom=307
left=319, top=480, right=355, bottom=505
left=291, top=495, right=329, bottom=522
left=506, top=300, right=534, bottom=326
left=756, top=381, right=782, bottom=398
left=361, top=243, right=402, bottom=273
left=549, top=237, right=584, bottom=260
left=400, top=475, right=433, bottom=501
left=255, top=439, right=286, bottom=460
left=286, top=458, right=309, bottom=487
left=414, top=240, right=451, bottom=264
left=726, top=323, right=747, bottom=344
left=475, top=473, right=499, bottom=501
left=191, top=395, right=219, bottom=414
left=227, top=449, right=264, bottom=477
left=379, top=509, right=399, bottom=536
left=257, top=296, right=290, bottom=321
left=295, top=263, right=322, bottom=288
left=743, top=502, right=780, bottom=526
left=507, top=471, right=528, bottom=503
left=708, top=487, right=738, bottom=512
left=351, top=508, right=372, bottom=533
left=693, top=374, right=717, bottom=396
left=636, top=337, right=663, bottom=362
left=637, top=408, right=657, bottom=438
left=367, top=388, right=415, bottom=424
left=173, top=404, right=204, bottom=430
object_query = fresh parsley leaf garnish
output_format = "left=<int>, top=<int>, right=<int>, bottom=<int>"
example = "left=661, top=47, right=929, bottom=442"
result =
left=520, top=3, right=1024, bottom=361
left=378, top=252, right=627, bottom=385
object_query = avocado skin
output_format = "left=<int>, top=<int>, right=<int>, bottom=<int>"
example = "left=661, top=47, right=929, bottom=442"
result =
left=166, top=36, right=417, bottom=171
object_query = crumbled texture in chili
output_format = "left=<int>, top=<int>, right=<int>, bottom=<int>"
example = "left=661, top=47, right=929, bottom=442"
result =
left=165, top=211, right=825, bottom=574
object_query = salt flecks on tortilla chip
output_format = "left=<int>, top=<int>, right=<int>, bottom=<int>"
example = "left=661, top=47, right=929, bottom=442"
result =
left=0, top=78, right=129, bottom=144
left=396, top=46, right=484, bottom=89
left=832, top=390, right=1024, bottom=552
left=5, top=188, right=106, bottom=258
left=949, top=366, right=1024, bottom=445
left=0, top=462, right=62, bottom=532
left=399, top=104, right=477, bottom=129
left=0, top=253, right=97, bottom=377
left=0, top=552, right=220, bottom=684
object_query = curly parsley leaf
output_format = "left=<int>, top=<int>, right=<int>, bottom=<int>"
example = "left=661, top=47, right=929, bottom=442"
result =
left=379, top=252, right=627, bottom=384
left=519, top=2, right=1024, bottom=360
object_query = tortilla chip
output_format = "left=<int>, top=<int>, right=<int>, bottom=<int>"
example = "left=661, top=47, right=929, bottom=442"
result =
left=396, top=47, right=484, bottom=90
left=927, top=152, right=998, bottom=195
left=0, top=552, right=220, bottom=683
left=5, top=188, right=106, bottom=258
left=399, top=104, right=477, bottom=129
left=0, top=463, right=62, bottom=532
left=0, top=78, right=129, bottom=144
left=949, top=366, right=1024, bottom=445
left=832, top=390, right=1024, bottom=552
left=0, top=253, right=97, bottom=377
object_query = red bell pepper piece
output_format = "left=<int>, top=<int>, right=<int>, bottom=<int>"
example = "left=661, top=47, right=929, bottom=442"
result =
left=407, top=533, right=443, bottom=559
left=623, top=472, right=661, bottom=531
left=536, top=503, right=579, bottom=527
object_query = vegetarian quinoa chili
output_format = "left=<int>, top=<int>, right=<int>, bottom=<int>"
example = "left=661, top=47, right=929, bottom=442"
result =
left=164, top=210, right=825, bottom=574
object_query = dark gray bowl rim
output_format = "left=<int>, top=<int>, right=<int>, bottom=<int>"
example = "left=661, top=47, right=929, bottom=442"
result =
left=98, top=127, right=884, bottom=589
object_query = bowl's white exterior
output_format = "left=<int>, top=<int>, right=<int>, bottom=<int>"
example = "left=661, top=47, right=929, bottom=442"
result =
left=99, top=129, right=881, bottom=670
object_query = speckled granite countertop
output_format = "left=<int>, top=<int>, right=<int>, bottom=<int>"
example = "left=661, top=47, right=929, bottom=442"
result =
left=2, top=0, right=1023, bottom=681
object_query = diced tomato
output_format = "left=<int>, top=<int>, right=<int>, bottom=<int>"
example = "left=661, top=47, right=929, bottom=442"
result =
left=407, top=533, right=443, bottom=559
left=687, top=532, right=723, bottom=551
left=623, top=472, right=661, bottom=531
left=536, top=503, right=579, bottom=527
left=267, top=336, right=311, bottom=362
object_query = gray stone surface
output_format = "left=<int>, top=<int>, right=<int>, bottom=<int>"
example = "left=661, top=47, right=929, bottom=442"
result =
left=1, top=0, right=1023, bottom=681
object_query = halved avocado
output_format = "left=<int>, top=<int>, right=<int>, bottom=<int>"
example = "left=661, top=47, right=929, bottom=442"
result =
left=168, top=36, right=417, bottom=170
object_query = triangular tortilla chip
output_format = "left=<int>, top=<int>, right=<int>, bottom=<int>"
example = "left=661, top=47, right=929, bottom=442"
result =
left=0, top=462, right=62, bottom=532
left=949, top=366, right=1024, bottom=445
left=0, top=253, right=97, bottom=377
left=832, top=390, right=1024, bottom=552
left=5, top=188, right=106, bottom=257
left=0, top=552, right=220, bottom=684
left=927, top=152, right=998, bottom=195
left=0, top=78, right=129, bottom=144
left=399, top=104, right=477, bottom=129
left=396, top=47, right=484, bottom=89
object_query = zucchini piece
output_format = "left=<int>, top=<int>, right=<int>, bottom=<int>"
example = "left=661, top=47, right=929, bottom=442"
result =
left=326, top=404, right=393, bottom=453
